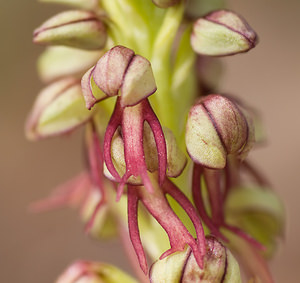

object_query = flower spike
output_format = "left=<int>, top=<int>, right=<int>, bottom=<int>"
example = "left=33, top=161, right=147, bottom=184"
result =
left=27, top=1, right=284, bottom=281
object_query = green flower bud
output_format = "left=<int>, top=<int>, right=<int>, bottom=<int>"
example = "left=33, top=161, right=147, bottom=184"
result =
left=25, top=78, right=96, bottom=140
left=185, top=94, right=253, bottom=169
left=225, top=186, right=285, bottom=257
left=33, top=10, right=107, bottom=50
left=39, top=0, right=98, bottom=10
left=152, top=0, right=181, bottom=9
left=56, top=261, right=138, bottom=283
left=150, top=236, right=241, bottom=283
left=80, top=184, right=117, bottom=239
left=191, top=10, right=257, bottom=56
left=38, top=46, right=103, bottom=82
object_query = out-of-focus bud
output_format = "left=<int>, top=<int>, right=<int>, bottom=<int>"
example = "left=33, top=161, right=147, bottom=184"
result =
left=152, top=0, right=180, bottom=9
left=185, top=94, right=253, bottom=169
left=39, top=0, right=98, bottom=10
left=81, top=45, right=157, bottom=109
left=225, top=186, right=285, bottom=257
left=103, top=124, right=186, bottom=183
left=191, top=10, right=257, bottom=56
left=33, top=10, right=107, bottom=50
left=150, top=236, right=241, bottom=283
left=38, top=46, right=103, bottom=83
left=56, top=260, right=138, bottom=283
left=25, top=78, right=96, bottom=140
left=80, top=186, right=117, bottom=239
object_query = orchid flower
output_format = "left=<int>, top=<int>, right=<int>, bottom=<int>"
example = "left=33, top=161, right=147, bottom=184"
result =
left=27, top=0, right=285, bottom=282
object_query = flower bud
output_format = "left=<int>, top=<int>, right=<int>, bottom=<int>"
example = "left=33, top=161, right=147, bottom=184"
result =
left=152, top=0, right=181, bottom=9
left=150, top=236, right=241, bottom=283
left=80, top=186, right=117, bottom=239
left=38, top=46, right=103, bottom=82
left=25, top=78, right=96, bottom=140
left=39, top=0, right=98, bottom=10
left=191, top=10, right=257, bottom=56
left=185, top=94, right=253, bottom=169
left=56, top=261, right=138, bottom=283
left=33, top=10, right=107, bottom=50
left=225, top=186, right=285, bottom=257
left=81, top=46, right=157, bottom=109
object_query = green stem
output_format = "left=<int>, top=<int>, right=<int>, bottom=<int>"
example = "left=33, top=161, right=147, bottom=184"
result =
left=150, top=3, right=184, bottom=134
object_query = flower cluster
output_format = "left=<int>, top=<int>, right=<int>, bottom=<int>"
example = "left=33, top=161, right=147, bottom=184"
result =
left=27, top=0, right=284, bottom=282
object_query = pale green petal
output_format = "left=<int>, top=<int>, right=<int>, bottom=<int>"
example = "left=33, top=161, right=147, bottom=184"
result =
left=38, top=46, right=102, bottom=82
left=33, top=10, right=107, bottom=50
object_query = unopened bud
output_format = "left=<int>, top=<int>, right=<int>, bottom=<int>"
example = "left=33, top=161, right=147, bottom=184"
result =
left=25, top=78, right=96, bottom=140
left=81, top=45, right=157, bottom=109
left=152, top=0, right=181, bottom=9
left=186, top=94, right=253, bottom=169
left=191, top=10, right=257, bottom=56
left=56, top=261, right=138, bottom=283
left=80, top=187, right=117, bottom=239
left=38, top=46, right=103, bottom=82
left=150, top=236, right=241, bottom=283
left=226, top=186, right=285, bottom=257
left=33, top=10, right=107, bottom=50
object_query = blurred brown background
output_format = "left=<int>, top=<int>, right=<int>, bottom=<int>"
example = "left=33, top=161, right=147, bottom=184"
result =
left=0, top=0, right=299, bottom=282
